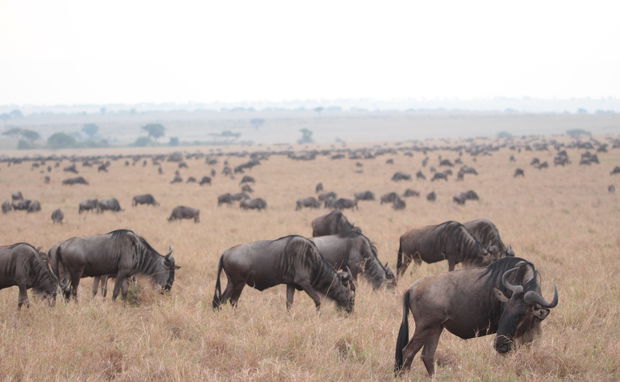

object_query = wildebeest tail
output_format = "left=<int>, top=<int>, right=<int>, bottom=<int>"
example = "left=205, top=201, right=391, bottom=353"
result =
left=52, top=245, right=71, bottom=299
left=396, top=238, right=403, bottom=275
left=394, top=289, right=411, bottom=372
left=212, top=255, right=224, bottom=309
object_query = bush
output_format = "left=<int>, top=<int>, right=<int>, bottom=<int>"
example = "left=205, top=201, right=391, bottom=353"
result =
left=133, top=136, right=152, bottom=147
left=47, top=132, right=77, bottom=149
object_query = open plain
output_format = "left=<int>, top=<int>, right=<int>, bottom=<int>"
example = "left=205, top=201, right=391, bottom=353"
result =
left=0, top=136, right=619, bottom=381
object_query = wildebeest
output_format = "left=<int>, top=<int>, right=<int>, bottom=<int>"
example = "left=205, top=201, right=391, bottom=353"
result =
left=392, top=196, right=406, bottom=210
left=611, top=166, right=620, bottom=175
left=315, top=182, right=324, bottom=193
left=333, top=198, right=357, bottom=210
left=396, top=221, right=493, bottom=274
left=241, top=184, right=253, bottom=193
left=310, top=231, right=396, bottom=290
left=514, top=168, right=525, bottom=177
left=395, top=257, right=558, bottom=375
left=62, top=176, right=89, bottom=185
left=186, top=176, right=197, bottom=183
left=416, top=171, right=426, bottom=180
left=49, top=229, right=179, bottom=301
left=240, top=175, right=255, bottom=184
left=97, top=198, right=122, bottom=213
left=12, top=200, right=32, bottom=211
left=452, top=190, right=479, bottom=205
left=199, top=176, right=212, bottom=186
left=217, top=193, right=234, bottom=206
left=79, top=199, right=98, bottom=213
left=51, top=209, right=64, bottom=224
left=402, top=189, right=420, bottom=198
left=0, top=243, right=58, bottom=308
left=170, top=174, right=183, bottom=183
left=431, top=172, right=448, bottom=181
left=380, top=192, right=399, bottom=204
left=2, top=201, right=12, bottom=213
left=354, top=191, right=375, bottom=201
left=212, top=235, right=355, bottom=312
left=168, top=206, right=200, bottom=223
left=392, top=172, right=412, bottom=181
left=426, top=191, right=436, bottom=202
left=608, top=184, right=616, bottom=193
left=26, top=200, right=41, bottom=213
left=318, top=191, right=337, bottom=202
left=296, top=197, right=321, bottom=210
left=132, top=194, right=159, bottom=207
left=463, top=218, right=515, bottom=257
left=240, top=198, right=267, bottom=210
left=11, top=191, right=23, bottom=201
left=63, top=164, right=78, bottom=174
left=311, top=210, right=360, bottom=237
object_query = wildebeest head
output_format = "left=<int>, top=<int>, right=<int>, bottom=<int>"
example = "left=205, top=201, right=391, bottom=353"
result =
left=32, top=249, right=59, bottom=306
left=161, top=247, right=181, bottom=292
left=383, top=262, right=397, bottom=288
left=334, top=266, right=355, bottom=313
left=493, top=265, right=558, bottom=354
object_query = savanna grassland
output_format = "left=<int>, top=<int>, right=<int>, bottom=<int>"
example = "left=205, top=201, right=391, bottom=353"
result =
left=0, top=137, right=619, bottom=381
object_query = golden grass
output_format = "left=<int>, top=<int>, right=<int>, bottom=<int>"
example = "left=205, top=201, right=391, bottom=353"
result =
left=0, top=138, right=619, bottom=381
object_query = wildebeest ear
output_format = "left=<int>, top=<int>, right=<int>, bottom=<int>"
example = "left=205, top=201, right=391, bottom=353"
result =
left=532, top=307, right=550, bottom=320
left=493, top=288, right=509, bottom=302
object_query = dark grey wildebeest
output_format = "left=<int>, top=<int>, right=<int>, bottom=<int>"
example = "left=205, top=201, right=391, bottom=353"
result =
left=333, top=198, right=357, bottom=210
left=168, top=206, right=200, bottom=223
left=49, top=229, right=179, bottom=301
left=2, top=201, right=12, bottom=213
left=311, top=210, right=361, bottom=237
left=310, top=231, right=396, bottom=290
left=212, top=235, right=355, bottom=312
left=395, top=257, right=558, bottom=375
left=132, top=194, right=159, bottom=206
left=354, top=191, right=375, bottom=201
left=51, top=209, right=64, bottom=224
left=240, top=198, right=267, bottom=210
left=396, top=221, right=494, bottom=275
left=463, top=218, right=515, bottom=257
left=296, top=197, right=321, bottom=210
left=0, top=243, right=58, bottom=308
left=62, top=176, right=89, bottom=185
left=97, top=198, right=122, bottom=213
left=514, top=168, right=525, bottom=177
left=79, top=199, right=98, bottom=213
left=380, top=192, right=399, bottom=204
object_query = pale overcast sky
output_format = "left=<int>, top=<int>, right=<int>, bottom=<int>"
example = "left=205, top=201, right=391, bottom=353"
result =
left=1, top=0, right=619, bottom=105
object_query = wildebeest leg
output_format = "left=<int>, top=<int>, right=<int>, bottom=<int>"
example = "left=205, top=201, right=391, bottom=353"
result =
left=401, top=329, right=426, bottom=370
left=92, top=276, right=100, bottom=296
left=120, top=277, right=129, bottom=299
left=421, top=327, right=443, bottom=375
left=70, top=269, right=83, bottom=301
left=101, top=275, right=109, bottom=297
left=286, top=284, right=296, bottom=310
left=228, top=283, right=245, bottom=307
left=112, top=271, right=130, bottom=301
left=17, top=284, right=29, bottom=309
left=298, top=281, right=321, bottom=310
left=448, top=259, right=455, bottom=272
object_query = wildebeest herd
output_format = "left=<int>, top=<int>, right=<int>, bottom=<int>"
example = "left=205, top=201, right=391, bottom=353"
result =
left=1, top=134, right=618, bottom=378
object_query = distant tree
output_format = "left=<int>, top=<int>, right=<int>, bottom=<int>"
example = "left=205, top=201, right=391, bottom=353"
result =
left=250, top=118, right=265, bottom=130
left=142, top=123, right=166, bottom=140
left=577, top=108, right=588, bottom=114
left=566, top=129, right=591, bottom=137
left=17, top=139, right=34, bottom=150
left=47, top=132, right=77, bottom=149
left=221, top=130, right=241, bottom=138
left=2, top=127, right=23, bottom=138
left=497, top=131, right=512, bottom=138
left=298, top=128, right=314, bottom=144
left=9, top=109, right=23, bottom=118
left=169, top=137, right=179, bottom=146
left=3, top=127, right=40, bottom=145
left=82, top=123, right=99, bottom=138
left=314, top=106, right=324, bottom=113
left=20, top=129, right=40, bottom=142
left=133, top=136, right=152, bottom=147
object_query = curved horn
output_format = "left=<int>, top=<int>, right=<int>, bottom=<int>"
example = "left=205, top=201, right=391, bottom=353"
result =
left=524, top=284, right=558, bottom=308
left=501, top=267, right=523, bottom=295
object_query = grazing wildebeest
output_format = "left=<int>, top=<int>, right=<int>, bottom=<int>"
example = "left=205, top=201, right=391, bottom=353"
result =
left=334, top=198, right=357, bottom=210
left=97, top=163, right=109, bottom=172
left=11, top=200, right=31, bottom=211
left=426, top=191, right=436, bottom=202
left=241, top=184, right=253, bottom=193
left=240, top=198, right=267, bottom=210
left=403, top=189, right=420, bottom=198
left=431, top=172, right=448, bottom=181
left=354, top=191, right=375, bottom=201
left=212, top=235, right=355, bottom=312
left=97, top=198, right=122, bottom=213
left=79, top=199, right=98, bottom=213
left=609, top=185, right=616, bottom=193
left=416, top=171, right=426, bottom=180
left=11, top=191, right=24, bottom=201
left=453, top=190, right=478, bottom=205
left=318, top=191, right=337, bottom=202
left=310, top=231, right=396, bottom=290
left=63, top=164, right=78, bottom=174
left=463, top=218, right=515, bottom=257
left=2, top=201, right=12, bottom=213
left=170, top=174, right=183, bottom=183
left=50, top=229, right=179, bottom=301
left=26, top=200, right=41, bottom=213
left=240, top=175, right=255, bottom=184
left=611, top=166, right=620, bottom=175
left=392, top=172, right=412, bottom=181
left=231, top=192, right=250, bottom=202
left=396, top=221, right=493, bottom=274
left=186, top=176, right=197, bottom=183
left=395, top=257, right=558, bottom=375
left=132, top=194, right=159, bottom=207
left=217, top=193, right=234, bottom=206
left=380, top=192, right=399, bottom=204
left=51, top=209, right=64, bottom=224
left=311, top=210, right=360, bottom=237
left=0, top=243, right=58, bottom=308
left=514, top=168, right=525, bottom=177
left=315, top=182, right=324, bottom=193
left=168, top=206, right=200, bottom=223
left=199, top=176, right=212, bottom=186
left=392, top=196, right=406, bottom=210
left=296, top=197, right=321, bottom=210
left=63, top=176, right=89, bottom=185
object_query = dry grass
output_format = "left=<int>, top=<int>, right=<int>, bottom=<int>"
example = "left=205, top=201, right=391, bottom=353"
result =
left=0, top=137, right=619, bottom=381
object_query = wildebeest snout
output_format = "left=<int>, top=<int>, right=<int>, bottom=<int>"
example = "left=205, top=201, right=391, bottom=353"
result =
left=494, top=335, right=514, bottom=354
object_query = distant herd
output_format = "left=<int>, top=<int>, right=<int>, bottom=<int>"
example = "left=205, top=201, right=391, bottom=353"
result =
left=3, top=135, right=619, bottom=376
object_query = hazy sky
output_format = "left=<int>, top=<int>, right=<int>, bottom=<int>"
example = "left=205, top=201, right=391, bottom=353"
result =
left=1, top=0, right=619, bottom=105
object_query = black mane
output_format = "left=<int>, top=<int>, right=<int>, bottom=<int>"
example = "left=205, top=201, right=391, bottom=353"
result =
left=478, top=257, right=534, bottom=290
